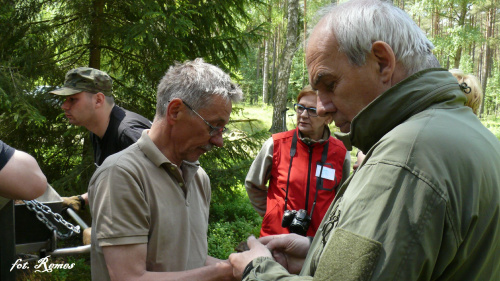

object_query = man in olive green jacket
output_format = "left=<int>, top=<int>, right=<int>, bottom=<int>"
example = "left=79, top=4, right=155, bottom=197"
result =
left=229, top=1, right=500, bottom=280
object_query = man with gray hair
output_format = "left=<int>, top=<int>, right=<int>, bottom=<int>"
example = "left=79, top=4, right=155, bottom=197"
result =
left=88, top=58, right=243, bottom=281
left=230, top=0, right=500, bottom=280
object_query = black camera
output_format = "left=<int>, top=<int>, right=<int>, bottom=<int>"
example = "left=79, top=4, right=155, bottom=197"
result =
left=281, top=209, right=311, bottom=236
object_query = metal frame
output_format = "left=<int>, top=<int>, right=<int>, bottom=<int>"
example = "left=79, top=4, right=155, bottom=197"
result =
left=0, top=186, right=90, bottom=280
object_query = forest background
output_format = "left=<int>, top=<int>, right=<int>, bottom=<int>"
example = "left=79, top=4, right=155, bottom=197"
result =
left=1, top=0, right=499, bottom=279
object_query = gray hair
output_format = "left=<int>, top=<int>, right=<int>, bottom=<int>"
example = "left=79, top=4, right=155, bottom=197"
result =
left=316, top=0, right=440, bottom=76
left=155, top=58, right=243, bottom=117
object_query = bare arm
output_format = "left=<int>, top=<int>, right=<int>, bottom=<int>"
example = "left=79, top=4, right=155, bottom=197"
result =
left=205, top=255, right=224, bottom=266
left=103, top=243, right=236, bottom=281
left=0, top=150, right=47, bottom=200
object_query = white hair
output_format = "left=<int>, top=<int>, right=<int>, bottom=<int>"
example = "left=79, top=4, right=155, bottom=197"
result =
left=156, top=58, right=243, bottom=117
left=317, top=0, right=440, bottom=75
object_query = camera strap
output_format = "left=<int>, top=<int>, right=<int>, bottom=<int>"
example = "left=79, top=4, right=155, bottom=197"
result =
left=283, top=131, right=298, bottom=212
left=310, top=140, right=333, bottom=218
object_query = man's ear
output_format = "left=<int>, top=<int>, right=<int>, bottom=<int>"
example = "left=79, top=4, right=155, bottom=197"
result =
left=370, top=41, right=396, bottom=85
left=325, top=113, right=334, bottom=125
left=165, top=98, right=183, bottom=124
left=94, top=92, right=106, bottom=108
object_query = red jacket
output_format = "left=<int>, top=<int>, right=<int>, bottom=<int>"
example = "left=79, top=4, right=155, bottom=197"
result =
left=260, top=128, right=347, bottom=236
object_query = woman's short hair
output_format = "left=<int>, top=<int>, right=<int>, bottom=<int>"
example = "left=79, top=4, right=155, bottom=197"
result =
left=297, top=85, right=316, bottom=103
left=296, top=85, right=333, bottom=124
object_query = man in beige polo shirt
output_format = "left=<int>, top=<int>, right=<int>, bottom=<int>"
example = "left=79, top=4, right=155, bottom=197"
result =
left=88, top=58, right=243, bottom=281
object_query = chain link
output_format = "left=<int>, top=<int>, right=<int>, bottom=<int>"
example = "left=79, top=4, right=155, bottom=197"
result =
left=23, top=200, right=80, bottom=239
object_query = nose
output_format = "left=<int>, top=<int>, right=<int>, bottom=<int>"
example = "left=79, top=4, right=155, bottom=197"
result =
left=210, top=133, right=224, bottom=148
left=316, top=92, right=336, bottom=117
left=299, top=109, right=310, bottom=118
left=61, top=99, right=70, bottom=110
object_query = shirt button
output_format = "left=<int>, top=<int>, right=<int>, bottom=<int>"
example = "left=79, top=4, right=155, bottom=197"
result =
left=170, top=167, right=175, bottom=170
left=179, top=182, right=184, bottom=187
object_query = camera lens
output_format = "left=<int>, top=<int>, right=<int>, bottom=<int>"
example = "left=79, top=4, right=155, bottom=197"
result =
left=281, top=210, right=297, bottom=227
left=289, top=209, right=311, bottom=236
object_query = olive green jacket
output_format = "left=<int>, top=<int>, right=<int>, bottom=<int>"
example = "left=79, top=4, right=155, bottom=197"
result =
left=244, top=69, right=500, bottom=281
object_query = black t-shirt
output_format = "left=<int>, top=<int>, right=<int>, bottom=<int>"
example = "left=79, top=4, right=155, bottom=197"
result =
left=91, top=106, right=152, bottom=166
left=0, top=140, right=15, bottom=171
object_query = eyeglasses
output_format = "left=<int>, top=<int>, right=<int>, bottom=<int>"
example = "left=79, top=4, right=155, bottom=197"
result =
left=294, top=103, right=318, bottom=117
left=182, top=100, right=227, bottom=136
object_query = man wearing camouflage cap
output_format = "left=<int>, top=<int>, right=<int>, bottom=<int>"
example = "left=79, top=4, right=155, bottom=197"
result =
left=50, top=67, right=151, bottom=243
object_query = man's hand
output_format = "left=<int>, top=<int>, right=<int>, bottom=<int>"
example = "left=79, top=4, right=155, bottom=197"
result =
left=353, top=151, right=366, bottom=171
left=229, top=236, right=273, bottom=279
left=62, top=195, right=83, bottom=211
left=83, top=227, right=92, bottom=245
left=259, top=234, right=310, bottom=274
left=213, top=259, right=238, bottom=281
left=205, top=256, right=237, bottom=281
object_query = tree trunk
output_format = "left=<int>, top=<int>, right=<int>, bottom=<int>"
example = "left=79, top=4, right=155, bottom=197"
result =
left=453, top=1, right=468, bottom=68
left=270, top=0, right=299, bottom=133
left=432, top=3, right=439, bottom=37
left=256, top=43, right=261, bottom=82
left=262, top=39, right=270, bottom=104
left=262, top=2, right=272, bottom=104
left=302, top=0, right=307, bottom=88
left=89, top=0, right=105, bottom=69
left=252, top=43, right=262, bottom=104
left=480, top=6, right=495, bottom=117
left=270, top=25, right=279, bottom=105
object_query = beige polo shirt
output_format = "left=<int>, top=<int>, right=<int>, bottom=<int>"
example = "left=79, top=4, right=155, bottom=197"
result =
left=88, top=130, right=211, bottom=281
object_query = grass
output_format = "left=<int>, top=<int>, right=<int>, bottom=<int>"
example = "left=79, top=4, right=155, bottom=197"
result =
left=230, top=103, right=295, bottom=133
left=482, top=116, right=500, bottom=139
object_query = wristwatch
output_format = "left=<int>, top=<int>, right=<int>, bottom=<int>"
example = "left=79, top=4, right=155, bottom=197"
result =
left=77, top=195, right=86, bottom=208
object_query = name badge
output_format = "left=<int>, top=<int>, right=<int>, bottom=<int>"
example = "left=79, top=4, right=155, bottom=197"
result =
left=316, top=164, right=335, bottom=181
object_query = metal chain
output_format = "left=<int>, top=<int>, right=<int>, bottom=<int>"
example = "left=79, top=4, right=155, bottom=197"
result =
left=23, top=200, right=81, bottom=239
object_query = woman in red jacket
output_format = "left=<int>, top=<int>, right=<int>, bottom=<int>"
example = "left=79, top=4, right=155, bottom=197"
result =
left=245, top=85, right=350, bottom=237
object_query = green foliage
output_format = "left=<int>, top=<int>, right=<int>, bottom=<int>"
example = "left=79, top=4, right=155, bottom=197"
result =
left=0, top=67, right=46, bottom=128
left=0, top=0, right=267, bottom=196
left=234, top=46, right=264, bottom=104
left=207, top=187, right=262, bottom=259
left=198, top=104, right=272, bottom=196
left=484, top=64, right=500, bottom=116
left=199, top=129, right=269, bottom=195
left=432, top=23, right=484, bottom=67
left=201, top=106, right=269, bottom=259
left=482, top=116, right=500, bottom=140
left=457, top=54, right=475, bottom=74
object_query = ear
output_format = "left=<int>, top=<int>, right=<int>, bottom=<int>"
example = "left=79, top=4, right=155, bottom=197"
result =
left=370, top=41, right=396, bottom=85
left=324, top=113, right=334, bottom=125
left=165, top=98, right=183, bottom=125
left=94, top=92, right=106, bottom=108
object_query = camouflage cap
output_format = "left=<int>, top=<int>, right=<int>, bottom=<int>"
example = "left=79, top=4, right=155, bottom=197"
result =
left=49, top=67, right=113, bottom=96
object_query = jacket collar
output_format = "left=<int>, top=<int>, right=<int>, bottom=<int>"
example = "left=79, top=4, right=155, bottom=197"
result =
left=335, top=68, right=466, bottom=153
